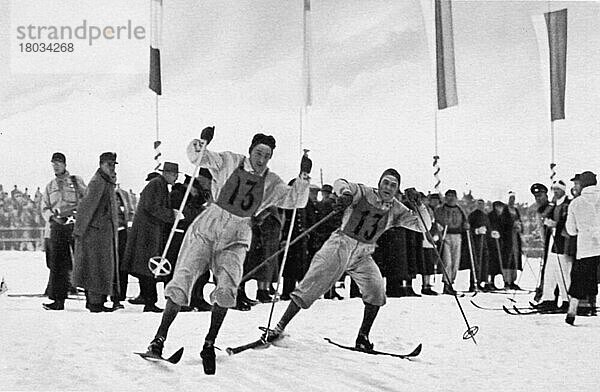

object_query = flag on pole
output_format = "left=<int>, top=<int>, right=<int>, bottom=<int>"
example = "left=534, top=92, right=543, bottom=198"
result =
left=435, top=0, right=457, bottom=109
left=303, top=0, right=312, bottom=107
left=149, top=0, right=163, bottom=95
left=544, top=8, right=567, bottom=121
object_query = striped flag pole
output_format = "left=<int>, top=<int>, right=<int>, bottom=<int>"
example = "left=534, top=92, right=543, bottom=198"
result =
left=149, top=0, right=163, bottom=171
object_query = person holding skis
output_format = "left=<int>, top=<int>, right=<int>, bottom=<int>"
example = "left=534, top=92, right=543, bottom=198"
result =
left=261, top=169, right=431, bottom=351
left=143, top=127, right=311, bottom=375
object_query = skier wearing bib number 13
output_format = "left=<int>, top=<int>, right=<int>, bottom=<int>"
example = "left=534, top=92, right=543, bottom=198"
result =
left=143, top=127, right=312, bottom=375
left=261, top=169, right=431, bottom=351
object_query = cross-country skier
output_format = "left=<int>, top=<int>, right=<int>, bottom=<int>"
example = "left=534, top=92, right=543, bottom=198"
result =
left=143, top=128, right=311, bottom=374
left=261, top=169, right=431, bottom=350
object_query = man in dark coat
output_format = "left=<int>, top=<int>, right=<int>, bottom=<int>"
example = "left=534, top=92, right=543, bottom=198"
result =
left=122, top=162, right=178, bottom=312
left=73, top=152, right=120, bottom=312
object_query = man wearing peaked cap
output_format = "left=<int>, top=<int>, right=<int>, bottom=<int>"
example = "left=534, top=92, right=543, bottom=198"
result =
left=528, top=181, right=555, bottom=303
left=530, top=183, right=548, bottom=195
left=72, top=152, right=120, bottom=312
left=41, top=152, right=87, bottom=311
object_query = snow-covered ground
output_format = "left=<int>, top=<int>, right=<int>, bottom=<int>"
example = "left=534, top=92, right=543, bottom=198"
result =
left=1, top=251, right=598, bottom=392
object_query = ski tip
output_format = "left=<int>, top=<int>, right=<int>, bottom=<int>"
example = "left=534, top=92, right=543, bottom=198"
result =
left=414, top=343, right=423, bottom=355
left=225, top=347, right=234, bottom=356
left=168, top=347, right=185, bottom=364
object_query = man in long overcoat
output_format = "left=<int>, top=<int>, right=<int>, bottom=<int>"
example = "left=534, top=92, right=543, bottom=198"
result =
left=122, top=162, right=178, bottom=312
left=73, top=152, right=119, bottom=312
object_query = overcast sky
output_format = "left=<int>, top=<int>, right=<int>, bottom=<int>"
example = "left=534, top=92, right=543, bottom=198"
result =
left=1, top=0, right=599, bottom=202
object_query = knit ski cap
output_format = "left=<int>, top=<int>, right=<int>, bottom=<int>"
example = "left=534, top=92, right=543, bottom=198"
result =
left=249, top=133, right=276, bottom=155
left=551, top=180, right=566, bottom=191
left=378, top=168, right=401, bottom=189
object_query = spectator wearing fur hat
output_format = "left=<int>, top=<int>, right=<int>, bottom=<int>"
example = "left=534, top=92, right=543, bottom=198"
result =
left=434, top=189, right=469, bottom=294
left=565, top=171, right=600, bottom=325
left=534, top=180, right=577, bottom=311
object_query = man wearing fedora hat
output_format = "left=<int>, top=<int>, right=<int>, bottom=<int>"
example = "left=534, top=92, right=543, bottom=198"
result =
left=143, top=127, right=311, bottom=375
left=122, top=161, right=180, bottom=313
left=41, top=152, right=87, bottom=311
left=72, top=152, right=120, bottom=312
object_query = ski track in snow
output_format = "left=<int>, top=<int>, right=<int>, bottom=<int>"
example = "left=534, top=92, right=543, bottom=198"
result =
left=1, top=251, right=599, bottom=391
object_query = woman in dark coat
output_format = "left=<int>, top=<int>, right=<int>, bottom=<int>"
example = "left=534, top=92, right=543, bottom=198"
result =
left=73, top=153, right=119, bottom=312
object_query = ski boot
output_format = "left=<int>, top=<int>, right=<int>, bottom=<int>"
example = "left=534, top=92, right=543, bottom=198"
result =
left=259, top=327, right=283, bottom=344
left=200, top=343, right=216, bottom=375
left=355, top=334, right=374, bottom=351
left=147, top=336, right=165, bottom=357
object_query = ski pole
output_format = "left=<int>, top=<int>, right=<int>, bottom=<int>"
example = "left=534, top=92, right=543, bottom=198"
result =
left=262, top=150, right=311, bottom=341
left=478, top=234, right=485, bottom=286
left=507, top=253, right=529, bottom=303
left=494, top=237, right=506, bottom=287
left=465, top=230, right=479, bottom=294
left=410, top=201, right=479, bottom=345
left=433, top=225, right=448, bottom=283
left=241, top=208, right=339, bottom=284
left=148, top=137, right=208, bottom=278
left=551, top=231, right=571, bottom=303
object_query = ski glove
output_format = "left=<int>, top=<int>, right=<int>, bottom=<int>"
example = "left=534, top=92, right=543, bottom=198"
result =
left=335, top=193, right=354, bottom=212
left=300, top=154, right=312, bottom=174
left=201, top=126, right=215, bottom=145
left=404, top=188, right=421, bottom=205
left=491, top=231, right=500, bottom=239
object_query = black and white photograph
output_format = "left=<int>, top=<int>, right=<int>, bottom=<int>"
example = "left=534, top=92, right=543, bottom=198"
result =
left=1, top=0, right=599, bottom=390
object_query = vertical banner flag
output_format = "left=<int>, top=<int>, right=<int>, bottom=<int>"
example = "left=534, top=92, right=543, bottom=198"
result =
left=149, top=0, right=163, bottom=95
left=544, top=8, right=567, bottom=121
left=303, top=0, right=312, bottom=107
left=435, top=0, right=457, bottom=109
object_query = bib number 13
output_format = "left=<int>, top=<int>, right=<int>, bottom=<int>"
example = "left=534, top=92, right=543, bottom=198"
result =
left=228, top=177, right=258, bottom=211
left=353, top=210, right=384, bottom=241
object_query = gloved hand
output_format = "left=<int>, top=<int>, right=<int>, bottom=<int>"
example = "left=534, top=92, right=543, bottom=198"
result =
left=475, top=226, right=487, bottom=235
left=173, top=209, right=185, bottom=220
left=201, top=126, right=215, bottom=145
left=300, top=153, right=312, bottom=174
left=491, top=230, right=500, bottom=239
left=335, top=193, right=353, bottom=212
left=543, top=218, right=557, bottom=228
left=404, top=188, right=421, bottom=205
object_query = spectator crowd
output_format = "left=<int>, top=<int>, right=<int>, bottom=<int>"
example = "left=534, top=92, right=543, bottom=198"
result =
left=4, top=143, right=599, bottom=329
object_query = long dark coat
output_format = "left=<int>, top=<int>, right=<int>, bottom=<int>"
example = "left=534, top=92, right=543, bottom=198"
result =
left=72, top=169, right=119, bottom=296
left=122, top=175, right=175, bottom=278
left=373, top=227, right=408, bottom=280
